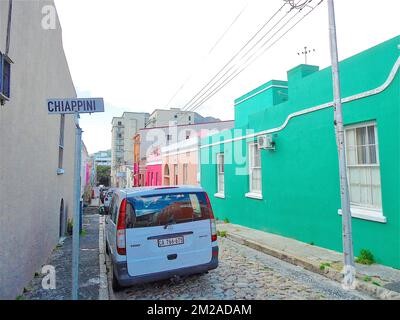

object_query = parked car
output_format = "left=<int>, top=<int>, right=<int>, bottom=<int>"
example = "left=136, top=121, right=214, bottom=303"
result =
left=103, top=189, right=115, bottom=214
left=105, top=186, right=218, bottom=291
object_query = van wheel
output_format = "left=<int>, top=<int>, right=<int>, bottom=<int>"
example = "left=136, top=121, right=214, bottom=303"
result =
left=111, top=264, right=122, bottom=292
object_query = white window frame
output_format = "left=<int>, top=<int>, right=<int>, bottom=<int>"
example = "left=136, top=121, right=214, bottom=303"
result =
left=215, top=153, right=225, bottom=198
left=57, top=114, right=65, bottom=175
left=339, top=121, right=386, bottom=223
left=245, top=142, right=262, bottom=200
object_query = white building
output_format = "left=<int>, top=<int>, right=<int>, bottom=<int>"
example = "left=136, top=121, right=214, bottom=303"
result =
left=0, top=1, right=77, bottom=299
left=92, top=150, right=111, bottom=167
left=111, top=112, right=149, bottom=187
left=147, top=108, right=195, bottom=128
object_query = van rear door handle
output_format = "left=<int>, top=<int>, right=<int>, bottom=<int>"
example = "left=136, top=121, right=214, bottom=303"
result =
left=167, top=254, right=177, bottom=260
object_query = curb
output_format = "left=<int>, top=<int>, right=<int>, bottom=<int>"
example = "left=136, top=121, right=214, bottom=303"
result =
left=98, top=215, right=109, bottom=300
left=225, top=232, right=400, bottom=300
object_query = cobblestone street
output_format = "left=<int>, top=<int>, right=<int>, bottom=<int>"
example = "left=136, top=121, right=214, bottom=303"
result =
left=111, top=237, right=374, bottom=300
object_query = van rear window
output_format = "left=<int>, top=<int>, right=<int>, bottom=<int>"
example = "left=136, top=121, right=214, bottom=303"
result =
left=125, top=192, right=211, bottom=229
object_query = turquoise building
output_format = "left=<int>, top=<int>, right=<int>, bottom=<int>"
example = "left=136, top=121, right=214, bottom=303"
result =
left=200, top=36, right=400, bottom=268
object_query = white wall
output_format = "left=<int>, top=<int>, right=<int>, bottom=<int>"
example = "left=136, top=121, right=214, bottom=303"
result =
left=0, top=0, right=76, bottom=299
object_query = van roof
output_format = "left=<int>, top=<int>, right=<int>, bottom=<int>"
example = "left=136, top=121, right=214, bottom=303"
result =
left=117, top=185, right=205, bottom=197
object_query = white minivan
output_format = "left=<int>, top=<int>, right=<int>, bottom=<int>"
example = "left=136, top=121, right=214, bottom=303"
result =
left=105, top=186, right=219, bottom=291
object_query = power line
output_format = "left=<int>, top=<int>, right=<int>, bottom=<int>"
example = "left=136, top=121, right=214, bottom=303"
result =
left=185, top=0, right=324, bottom=114
left=182, top=1, right=304, bottom=113
left=163, top=1, right=249, bottom=110
left=188, top=1, right=322, bottom=113
left=179, top=1, right=289, bottom=113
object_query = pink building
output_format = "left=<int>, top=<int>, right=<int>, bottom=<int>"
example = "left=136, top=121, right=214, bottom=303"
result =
left=161, top=121, right=234, bottom=186
left=145, top=145, right=162, bottom=186
left=137, top=120, right=234, bottom=187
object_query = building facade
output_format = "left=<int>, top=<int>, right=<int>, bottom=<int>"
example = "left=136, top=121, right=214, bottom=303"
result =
left=161, top=121, right=234, bottom=186
left=146, top=108, right=195, bottom=128
left=136, top=120, right=234, bottom=187
left=0, top=1, right=77, bottom=298
left=92, top=149, right=111, bottom=167
left=200, top=36, right=400, bottom=268
left=81, top=142, right=90, bottom=198
left=111, top=112, right=149, bottom=187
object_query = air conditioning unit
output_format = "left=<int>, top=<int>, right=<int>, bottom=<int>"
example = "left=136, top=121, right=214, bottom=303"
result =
left=257, top=134, right=275, bottom=150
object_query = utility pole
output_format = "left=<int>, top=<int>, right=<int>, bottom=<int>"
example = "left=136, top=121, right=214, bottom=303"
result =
left=327, top=0, right=355, bottom=288
left=47, top=97, right=104, bottom=300
left=72, top=114, right=82, bottom=300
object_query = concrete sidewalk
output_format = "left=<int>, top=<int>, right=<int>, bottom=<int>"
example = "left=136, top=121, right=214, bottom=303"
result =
left=22, top=207, right=102, bottom=300
left=217, top=222, right=400, bottom=300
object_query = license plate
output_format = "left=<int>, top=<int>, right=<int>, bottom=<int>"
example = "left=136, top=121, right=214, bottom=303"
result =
left=158, top=236, right=184, bottom=247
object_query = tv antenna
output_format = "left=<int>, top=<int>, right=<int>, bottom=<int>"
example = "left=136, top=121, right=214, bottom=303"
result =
left=297, top=46, right=316, bottom=64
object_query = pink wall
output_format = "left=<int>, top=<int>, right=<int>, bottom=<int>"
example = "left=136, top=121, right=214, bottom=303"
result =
left=145, top=164, right=162, bottom=186
left=85, top=163, right=90, bottom=185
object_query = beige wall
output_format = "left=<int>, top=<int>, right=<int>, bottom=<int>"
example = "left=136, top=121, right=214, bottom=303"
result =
left=0, top=1, right=76, bottom=299
left=162, top=150, right=199, bottom=186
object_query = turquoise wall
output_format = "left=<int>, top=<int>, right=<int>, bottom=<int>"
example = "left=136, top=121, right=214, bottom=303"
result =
left=200, top=36, right=400, bottom=268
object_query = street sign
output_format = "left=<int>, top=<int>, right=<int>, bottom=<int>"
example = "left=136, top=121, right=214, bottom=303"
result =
left=47, top=96, right=104, bottom=300
left=47, top=98, right=104, bottom=114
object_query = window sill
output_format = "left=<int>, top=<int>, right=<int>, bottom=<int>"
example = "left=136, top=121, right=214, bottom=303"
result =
left=57, top=168, right=65, bottom=175
left=338, top=207, right=386, bottom=223
left=245, top=192, right=263, bottom=200
left=214, top=193, right=225, bottom=199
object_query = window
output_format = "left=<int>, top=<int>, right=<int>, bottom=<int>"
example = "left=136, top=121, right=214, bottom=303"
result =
left=186, top=131, right=191, bottom=139
left=0, top=53, right=11, bottom=100
left=167, top=134, right=172, bottom=141
left=345, top=122, right=382, bottom=211
left=164, top=164, right=170, bottom=185
left=174, top=114, right=178, bottom=119
left=57, top=114, right=65, bottom=174
left=183, top=164, right=188, bottom=184
left=188, top=116, right=191, bottom=121
left=126, top=192, right=212, bottom=229
left=247, top=143, right=262, bottom=197
left=174, top=164, right=178, bottom=185
left=117, top=121, right=122, bottom=126
left=217, top=153, right=224, bottom=195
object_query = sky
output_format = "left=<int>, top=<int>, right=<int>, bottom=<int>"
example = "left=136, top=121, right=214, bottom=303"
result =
left=54, top=0, right=400, bottom=154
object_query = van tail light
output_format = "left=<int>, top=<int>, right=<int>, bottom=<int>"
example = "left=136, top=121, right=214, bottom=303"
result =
left=116, top=198, right=127, bottom=255
left=204, top=192, right=217, bottom=242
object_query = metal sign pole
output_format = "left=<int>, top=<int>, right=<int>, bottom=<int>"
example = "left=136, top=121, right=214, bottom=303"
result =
left=46, top=97, right=104, bottom=299
left=72, top=113, right=82, bottom=300
left=327, top=0, right=355, bottom=288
